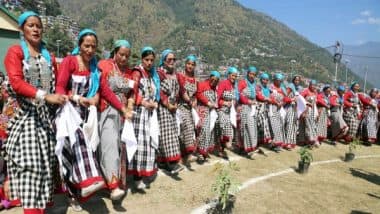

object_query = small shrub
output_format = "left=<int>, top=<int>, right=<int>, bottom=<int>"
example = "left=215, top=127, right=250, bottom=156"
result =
left=298, top=146, right=313, bottom=163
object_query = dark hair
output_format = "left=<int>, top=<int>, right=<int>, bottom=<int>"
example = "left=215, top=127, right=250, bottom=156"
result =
left=292, top=75, right=300, bottom=83
left=142, top=50, right=155, bottom=59
left=78, top=33, right=98, bottom=46
left=109, top=47, right=120, bottom=58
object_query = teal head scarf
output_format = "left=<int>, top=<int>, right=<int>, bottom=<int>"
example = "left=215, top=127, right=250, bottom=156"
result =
left=350, top=81, right=358, bottom=91
left=18, top=11, right=51, bottom=66
left=260, top=72, right=269, bottom=80
left=337, top=85, right=345, bottom=92
left=185, top=54, right=197, bottom=64
left=71, top=29, right=99, bottom=98
left=141, top=46, right=160, bottom=101
left=210, top=70, right=221, bottom=79
left=260, top=72, right=270, bottom=97
left=159, top=49, right=174, bottom=67
left=247, top=66, right=257, bottom=73
left=112, top=40, right=131, bottom=54
left=226, top=66, right=239, bottom=101
left=274, top=73, right=287, bottom=95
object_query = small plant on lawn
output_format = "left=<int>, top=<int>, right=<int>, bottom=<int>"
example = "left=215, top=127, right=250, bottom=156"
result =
left=348, top=138, right=361, bottom=154
left=211, top=162, right=240, bottom=211
left=298, top=146, right=313, bottom=163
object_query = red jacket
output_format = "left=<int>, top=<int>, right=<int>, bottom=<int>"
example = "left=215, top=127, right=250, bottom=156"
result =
left=196, top=79, right=216, bottom=106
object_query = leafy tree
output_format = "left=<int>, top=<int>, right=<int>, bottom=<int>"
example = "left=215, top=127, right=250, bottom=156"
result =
left=44, top=24, right=74, bottom=58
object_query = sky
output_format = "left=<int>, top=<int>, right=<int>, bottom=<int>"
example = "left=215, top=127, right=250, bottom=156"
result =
left=237, top=0, right=380, bottom=47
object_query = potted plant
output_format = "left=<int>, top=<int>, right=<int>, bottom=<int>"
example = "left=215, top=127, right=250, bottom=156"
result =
left=298, top=146, right=313, bottom=174
left=345, top=138, right=361, bottom=162
left=208, top=162, right=240, bottom=214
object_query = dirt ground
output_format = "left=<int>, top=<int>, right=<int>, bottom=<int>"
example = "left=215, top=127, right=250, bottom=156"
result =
left=3, top=143, right=380, bottom=214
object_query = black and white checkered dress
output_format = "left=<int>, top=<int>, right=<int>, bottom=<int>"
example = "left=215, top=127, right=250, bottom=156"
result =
left=343, top=93, right=360, bottom=140
left=316, top=107, right=329, bottom=140
left=267, top=89, right=286, bottom=146
left=284, top=91, right=298, bottom=146
left=178, top=80, right=197, bottom=154
left=59, top=74, right=103, bottom=198
left=359, top=106, right=378, bottom=142
left=157, top=70, right=181, bottom=162
left=298, top=95, right=319, bottom=144
left=238, top=85, right=258, bottom=152
left=128, top=68, right=158, bottom=177
left=5, top=55, right=57, bottom=208
left=217, top=91, right=235, bottom=143
left=197, top=91, right=217, bottom=155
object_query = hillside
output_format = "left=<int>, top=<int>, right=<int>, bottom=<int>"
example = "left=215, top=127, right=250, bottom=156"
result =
left=58, top=0, right=362, bottom=85
left=343, top=42, right=380, bottom=88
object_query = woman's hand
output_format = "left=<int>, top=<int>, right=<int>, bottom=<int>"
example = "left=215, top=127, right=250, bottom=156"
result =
left=44, top=94, right=68, bottom=105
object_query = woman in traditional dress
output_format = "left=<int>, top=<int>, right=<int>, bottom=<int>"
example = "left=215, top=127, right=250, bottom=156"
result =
left=56, top=29, right=129, bottom=207
left=196, top=71, right=220, bottom=162
left=129, top=46, right=160, bottom=189
left=267, top=73, right=290, bottom=151
left=216, top=66, right=239, bottom=159
left=329, top=85, right=348, bottom=144
left=237, top=66, right=259, bottom=156
left=316, top=85, right=331, bottom=143
left=177, top=55, right=198, bottom=164
left=283, top=75, right=300, bottom=149
left=342, top=82, right=362, bottom=143
left=256, top=73, right=273, bottom=146
left=156, top=49, right=183, bottom=174
left=358, top=88, right=379, bottom=145
left=4, top=11, right=67, bottom=214
left=97, top=40, right=134, bottom=200
left=298, top=80, right=319, bottom=146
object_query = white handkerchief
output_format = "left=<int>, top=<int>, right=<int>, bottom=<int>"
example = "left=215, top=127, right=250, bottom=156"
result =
left=121, top=120, right=138, bottom=163
left=250, top=104, right=256, bottom=117
left=210, top=109, right=218, bottom=132
left=150, top=109, right=159, bottom=149
left=192, top=108, right=200, bottom=127
left=296, top=95, right=307, bottom=119
left=280, top=107, right=286, bottom=121
left=230, top=104, right=237, bottom=128
left=176, top=111, right=181, bottom=136
left=83, top=105, right=99, bottom=152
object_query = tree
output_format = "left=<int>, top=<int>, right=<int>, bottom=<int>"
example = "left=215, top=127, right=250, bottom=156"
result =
left=44, top=24, right=74, bottom=58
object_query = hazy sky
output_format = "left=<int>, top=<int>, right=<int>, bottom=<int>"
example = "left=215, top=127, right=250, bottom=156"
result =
left=238, top=0, right=380, bottom=47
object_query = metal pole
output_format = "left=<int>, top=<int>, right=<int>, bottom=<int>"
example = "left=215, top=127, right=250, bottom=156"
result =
left=56, top=40, right=61, bottom=58
left=334, top=62, right=338, bottom=84
left=363, top=65, right=368, bottom=92
left=344, top=59, right=349, bottom=84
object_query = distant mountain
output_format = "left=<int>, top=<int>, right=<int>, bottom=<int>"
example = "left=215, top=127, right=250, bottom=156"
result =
left=57, top=0, right=363, bottom=85
left=343, top=42, right=380, bottom=88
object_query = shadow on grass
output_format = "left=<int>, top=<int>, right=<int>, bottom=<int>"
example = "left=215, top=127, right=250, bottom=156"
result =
left=367, top=193, right=380, bottom=200
left=350, top=168, right=380, bottom=185
left=350, top=210, right=372, bottom=214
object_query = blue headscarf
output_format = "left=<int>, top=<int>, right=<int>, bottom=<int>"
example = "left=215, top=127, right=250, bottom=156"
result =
left=72, top=29, right=99, bottom=98
left=18, top=11, right=51, bottom=66
left=337, top=85, right=345, bottom=92
left=310, top=79, right=317, bottom=85
left=210, top=70, right=221, bottom=79
left=142, top=46, right=160, bottom=101
left=186, top=54, right=197, bottom=64
left=350, top=81, right=358, bottom=91
left=159, top=49, right=174, bottom=67
left=273, top=73, right=287, bottom=95
left=247, top=66, right=257, bottom=73
left=260, top=72, right=271, bottom=97
left=226, top=67, right=239, bottom=101
left=112, top=39, right=131, bottom=51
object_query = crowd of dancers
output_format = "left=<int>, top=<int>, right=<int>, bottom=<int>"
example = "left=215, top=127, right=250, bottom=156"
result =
left=0, top=11, right=379, bottom=214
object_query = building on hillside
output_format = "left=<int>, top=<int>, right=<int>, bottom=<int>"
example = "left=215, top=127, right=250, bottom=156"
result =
left=0, top=5, right=18, bottom=74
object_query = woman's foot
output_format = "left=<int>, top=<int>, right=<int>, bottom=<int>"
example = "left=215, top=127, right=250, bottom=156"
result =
left=135, top=180, right=146, bottom=190
left=69, top=197, right=83, bottom=212
left=110, top=187, right=125, bottom=201
left=81, top=181, right=105, bottom=198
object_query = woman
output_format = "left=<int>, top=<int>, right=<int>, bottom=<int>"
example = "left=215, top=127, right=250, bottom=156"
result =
left=316, top=85, right=331, bottom=142
left=196, top=71, right=220, bottom=161
left=97, top=40, right=134, bottom=200
left=216, top=66, right=239, bottom=159
left=342, top=82, right=362, bottom=143
left=4, top=11, right=66, bottom=214
left=256, top=73, right=273, bottom=146
left=298, top=80, right=319, bottom=146
left=129, top=46, right=160, bottom=189
left=156, top=49, right=183, bottom=174
left=329, top=85, right=348, bottom=144
left=237, top=66, right=259, bottom=155
left=56, top=29, right=129, bottom=205
left=177, top=55, right=198, bottom=163
left=359, top=88, right=378, bottom=145
left=283, top=75, right=300, bottom=149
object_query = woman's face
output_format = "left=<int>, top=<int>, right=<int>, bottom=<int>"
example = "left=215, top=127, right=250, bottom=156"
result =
left=210, top=76, right=219, bottom=87
left=142, top=54, right=155, bottom=71
left=247, top=72, right=256, bottom=82
left=228, top=73, right=237, bottom=83
left=352, top=84, right=360, bottom=92
left=21, top=16, right=42, bottom=47
left=79, top=35, right=97, bottom=63
left=114, top=47, right=130, bottom=67
left=261, top=78, right=269, bottom=86
left=370, top=90, right=378, bottom=98
left=164, top=53, right=176, bottom=70
left=293, top=77, right=300, bottom=85
left=185, top=61, right=196, bottom=74
left=324, top=88, right=331, bottom=96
